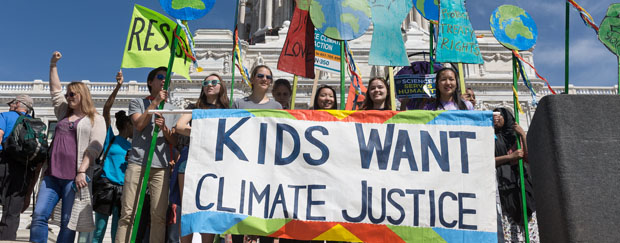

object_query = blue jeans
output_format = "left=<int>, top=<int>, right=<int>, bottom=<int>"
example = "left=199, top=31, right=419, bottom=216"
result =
left=30, top=176, right=76, bottom=243
left=93, top=205, right=120, bottom=243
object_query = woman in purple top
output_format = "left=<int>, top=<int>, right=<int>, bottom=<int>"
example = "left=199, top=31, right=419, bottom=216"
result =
left=30, top=52, right=106, bottom=243
left=423, top=67, right=474, bottom=111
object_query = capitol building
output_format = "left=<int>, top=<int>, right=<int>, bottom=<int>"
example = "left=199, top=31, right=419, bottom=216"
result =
left=0, top=0, right=617, bottom=133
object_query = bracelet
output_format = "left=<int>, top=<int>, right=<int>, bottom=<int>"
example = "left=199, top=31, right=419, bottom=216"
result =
left=50, top=63, right=57, bottom=67
left=77, top=171, right=85, bottom=174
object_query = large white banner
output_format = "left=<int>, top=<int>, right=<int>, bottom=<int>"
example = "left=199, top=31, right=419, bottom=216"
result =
left=182, top=109, right=497, bottom=242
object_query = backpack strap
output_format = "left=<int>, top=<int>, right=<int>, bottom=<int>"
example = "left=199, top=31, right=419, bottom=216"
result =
left=100, top=136, right=116, bottom=165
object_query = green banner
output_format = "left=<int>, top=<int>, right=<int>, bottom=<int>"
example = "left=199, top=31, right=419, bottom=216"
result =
left=121, top=4, right=191, bottom=80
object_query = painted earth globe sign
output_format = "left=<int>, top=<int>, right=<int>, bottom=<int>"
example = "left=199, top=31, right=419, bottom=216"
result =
left=414, top=0, right=439, bottom=21
left=598, top=3, right=620, bottom=56
left=160, top=0, right=215, bottom=20
left=309, top=0, right=371, bottom=41
left=490, top=5, right=538, bottom=51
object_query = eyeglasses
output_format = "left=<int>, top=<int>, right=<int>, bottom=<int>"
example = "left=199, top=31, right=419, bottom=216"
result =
left=69, top=121, right=76, bottom=130
left=202, top=79, right=220, bottom=86
left=256, top=73, right=272, bottom=80
left=64, top=92, right=76, bottom=99
left=156, top=74, right=166, bottom=80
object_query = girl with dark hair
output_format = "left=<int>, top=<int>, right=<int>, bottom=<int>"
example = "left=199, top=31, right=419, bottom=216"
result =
left=361, top=77, right=391, bottom=110
left=31, top=51, right=106, bottom=243
left=313, top=85, right=338, bottom=110
left=423, top=67, right=473, bottom=111
left=232, top=65, right=282, bottom=109
left=272, top=78, right=292, bottom=109
left=91, top=71, right=133, bottom=243
left=175, top=73, right=229, bottom=243
left=493, top=107, right=539, bottom=242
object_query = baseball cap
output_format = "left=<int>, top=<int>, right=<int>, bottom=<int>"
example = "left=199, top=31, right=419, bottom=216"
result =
left=7, top=94, right=34, bottom=108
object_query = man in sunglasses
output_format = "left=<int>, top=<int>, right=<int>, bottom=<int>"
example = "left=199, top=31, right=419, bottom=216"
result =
left=116, top=67, right=180, bottom=243
left=0, top=94, right=36, bottom=240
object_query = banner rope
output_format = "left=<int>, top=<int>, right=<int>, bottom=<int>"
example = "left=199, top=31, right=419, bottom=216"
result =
left=515, top=57, right=538, bottom=107
left=233, top=29, right=251, bottom=87
left=176, top=19, right=203, bottom=72
left=567, top=0, right=599, bottom=33
left=512, top=86, right=525, bottom=114
left=512, top=50, right=557, bottom=94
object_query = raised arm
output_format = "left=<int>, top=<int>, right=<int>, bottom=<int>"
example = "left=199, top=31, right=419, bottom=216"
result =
left=103, top=71, right=124, bottom=128
left=49, top=51, right=62, bottom=92
left=175, top=113, right=192, bottom=137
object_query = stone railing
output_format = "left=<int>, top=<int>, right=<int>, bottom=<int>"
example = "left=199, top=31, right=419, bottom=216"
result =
left=540, top=85, right=619, bottom=96
left=0, top=80, right=150, bottom=97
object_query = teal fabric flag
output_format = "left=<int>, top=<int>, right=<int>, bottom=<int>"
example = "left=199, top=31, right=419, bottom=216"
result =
left=436, top=0, right=483, bottom=64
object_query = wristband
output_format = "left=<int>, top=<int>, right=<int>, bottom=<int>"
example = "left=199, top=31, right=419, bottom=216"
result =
left=77, top=171, right=85, bottom=174
left=50, top=63, right=57, bottom=67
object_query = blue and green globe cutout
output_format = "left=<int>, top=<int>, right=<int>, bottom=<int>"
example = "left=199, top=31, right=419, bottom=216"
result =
left=310, top=0, right=371, bottom=41
left=490, top=5, right=538, bottom=51
left=414, top=0, right=439, bottom=21
left=160, top=0, right=215, bottom=21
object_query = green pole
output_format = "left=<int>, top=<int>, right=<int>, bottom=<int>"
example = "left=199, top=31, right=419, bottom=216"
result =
left=130, top=24, right=182, bottom=243
left=429, top=23, right=435, bottom=74
left=565, top=2, right=570, bottom=94
left=512, top=53, right=530, bottom=243
left=230, top=0, right=240, bottom=107
left=340, top=40, right=346, bottom=110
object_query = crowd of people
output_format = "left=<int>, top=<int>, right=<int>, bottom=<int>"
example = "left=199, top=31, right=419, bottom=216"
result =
left=0, top=51, right=538, bottom=243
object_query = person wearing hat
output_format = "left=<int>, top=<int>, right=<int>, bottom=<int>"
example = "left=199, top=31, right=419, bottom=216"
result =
left=0, top=94, right=36, bottom=240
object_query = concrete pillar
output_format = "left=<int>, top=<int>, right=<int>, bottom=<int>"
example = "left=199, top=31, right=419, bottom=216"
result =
left=265, top=0, right=273, bottom=29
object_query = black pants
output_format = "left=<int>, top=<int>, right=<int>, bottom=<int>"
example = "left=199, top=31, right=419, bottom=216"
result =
left=0, top=157, right=34, bottom=240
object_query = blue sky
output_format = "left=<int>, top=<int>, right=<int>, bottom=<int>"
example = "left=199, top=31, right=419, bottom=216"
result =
left=0, top=0, right=616, bottom=87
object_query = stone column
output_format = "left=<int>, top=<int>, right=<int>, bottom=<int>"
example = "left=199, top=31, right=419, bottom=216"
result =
left=414, top=10, right=422, bottom=29
left=265, top=0, right=273, bottom=29
left=238, top=0, right=247, bottom=37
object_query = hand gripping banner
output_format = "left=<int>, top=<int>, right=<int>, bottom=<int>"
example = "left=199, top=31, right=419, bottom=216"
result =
left=182, top=109, right=498, bottom=242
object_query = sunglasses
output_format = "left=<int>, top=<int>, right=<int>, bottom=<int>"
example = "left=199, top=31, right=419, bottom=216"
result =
left=256, top=73, right=272, bottom=80
left=202, top=79, right=220, bottom=86
left=156, top=74, right=166, bottom=80
left=64, top=92, right=76, bottom=99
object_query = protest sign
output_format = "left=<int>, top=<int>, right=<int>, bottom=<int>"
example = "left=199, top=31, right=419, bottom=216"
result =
left=490, top=5, right=538, bottom=51
left=278, top=0, right=316, bottom=79
left=436, top=0, right=483, bottom=64
left=394, top=74, right=436, bottom=99
left=414, top=0, right=440, bottom=21
left=368, top=0, right=413, bottom=66
left=121, top=4, right=192, bottom=80
left=599, top=3, right=620, bottom=56
left=182, top=109, right=497, bottom=242
left=159, top=0, right=215, bottom=21
left=309, top=0, right=371, bottom=41
left=314, top=29, right=341, bottom=74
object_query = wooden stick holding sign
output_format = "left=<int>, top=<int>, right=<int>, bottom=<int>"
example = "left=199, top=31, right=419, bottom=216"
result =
left=291, top=75, right=299, bottom=109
